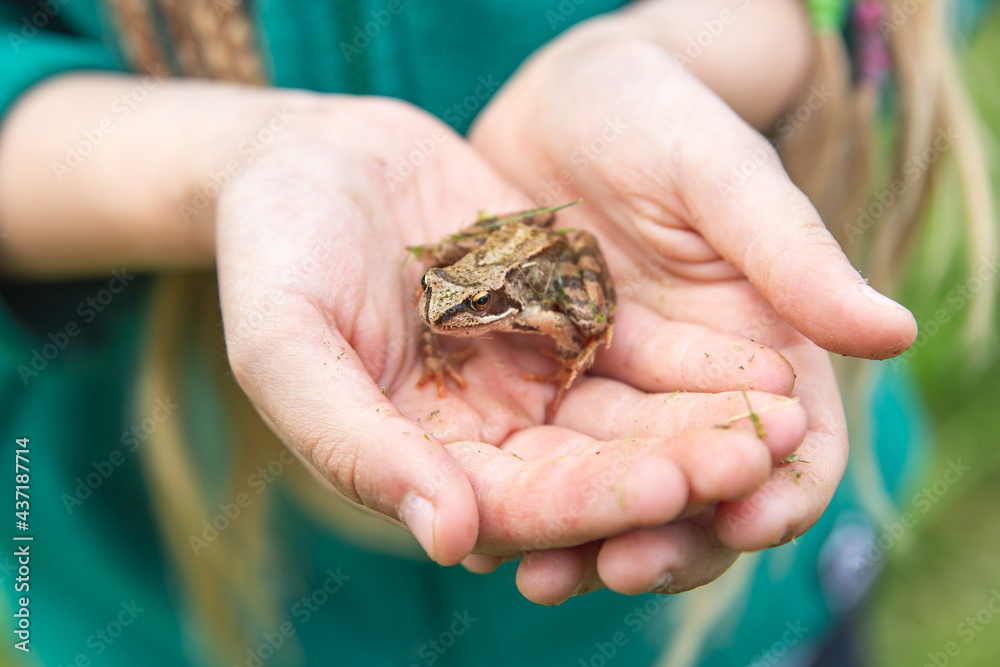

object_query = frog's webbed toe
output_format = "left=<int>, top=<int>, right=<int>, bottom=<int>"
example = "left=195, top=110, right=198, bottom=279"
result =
left=416, top=329, right=475, bottom=398
left=523, top=359, right=582, bottom=420
left=524, top=329, right=610, bottom=418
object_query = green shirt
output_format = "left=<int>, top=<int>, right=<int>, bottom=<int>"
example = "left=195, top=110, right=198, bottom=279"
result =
left=0, top=2, right=928, bottom=666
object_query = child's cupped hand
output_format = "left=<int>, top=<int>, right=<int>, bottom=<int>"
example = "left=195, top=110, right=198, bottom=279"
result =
left=464, top=18, right=918, bottom=601
left=214, top=96, right=809, bottom=599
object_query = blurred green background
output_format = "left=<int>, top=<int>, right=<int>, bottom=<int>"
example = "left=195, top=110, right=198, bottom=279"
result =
left=0, top=6, right=994, bottom=667
left=863, top=6, right=1000, bottom=665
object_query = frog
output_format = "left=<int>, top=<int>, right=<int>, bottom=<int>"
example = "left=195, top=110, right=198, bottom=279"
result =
left=409, top=204, right=615, bottom=417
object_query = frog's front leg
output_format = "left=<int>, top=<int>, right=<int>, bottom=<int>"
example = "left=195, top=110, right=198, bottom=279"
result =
left=416, top=327, right=476, bottom=398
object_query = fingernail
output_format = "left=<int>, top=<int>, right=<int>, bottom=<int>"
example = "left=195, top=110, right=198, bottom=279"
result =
left=771, top=528, right=794, bottom=547
left=570, top=578, right=588, bottom=598
left=649, top=572, right=674, bottom=595
left=860, top=284, right=906, bottom=310
left=402, top=494, right=437, bottom=562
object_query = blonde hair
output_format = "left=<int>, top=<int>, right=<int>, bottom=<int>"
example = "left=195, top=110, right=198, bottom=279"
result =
left=105, top=2, right=290, bottom=662
left=782, top=0, right=996, bottom=525
left=659, top=3, right=997, bottom=665
left=102, top=1, right=997, bottom=665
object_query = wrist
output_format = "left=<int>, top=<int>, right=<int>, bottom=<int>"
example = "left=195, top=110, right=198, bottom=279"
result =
left=546, top=0, right=816, bottom=130
left=0, top=75, right=331, bottom=277
left=172, top=87, right=339, bottom=264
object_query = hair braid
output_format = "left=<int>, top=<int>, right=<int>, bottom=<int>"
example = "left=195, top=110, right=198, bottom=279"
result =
left=104, top=0, right=170, bottom=75
left=185, top=0, right=265, bottom=84
left=105, top=0, right=267, bottom=84
left=101, top=1, right=274, bottom=664
left=154, top=0, right=207, bottom=77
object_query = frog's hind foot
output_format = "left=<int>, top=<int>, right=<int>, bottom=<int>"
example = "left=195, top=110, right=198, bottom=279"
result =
left=417, top=331, right=476, bottom=398
left=523, top=336, right=605, bottom=418
left=523, top=367, right=573, bottom=420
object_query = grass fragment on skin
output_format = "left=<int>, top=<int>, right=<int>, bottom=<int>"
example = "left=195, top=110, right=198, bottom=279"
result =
left=726, top=395, right=801, bottom=437
left=737, top=382, right=767, bottom=438
left=448, top=200, right=584, bottom=241
left=402, top=245, right=423, bottom=267
left=492, top=199, right=582, bottom=226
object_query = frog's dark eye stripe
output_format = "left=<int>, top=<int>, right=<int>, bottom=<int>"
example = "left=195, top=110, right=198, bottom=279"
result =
left=468, top=291, right=492, bottom=311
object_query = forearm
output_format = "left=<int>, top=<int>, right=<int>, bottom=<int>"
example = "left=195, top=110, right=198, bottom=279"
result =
left=0, top=73, right=324, bottom=278
left=0, top=1, right=814, bottom=278
left=578, top=0, right=816, bottom=130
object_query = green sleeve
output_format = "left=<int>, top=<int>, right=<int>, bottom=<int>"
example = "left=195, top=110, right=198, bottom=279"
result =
left=0, top=1, right=125, bottom=119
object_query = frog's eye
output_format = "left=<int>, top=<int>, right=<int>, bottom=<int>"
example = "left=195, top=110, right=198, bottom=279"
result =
left=420, top=275, right=428, bottom=290
left=468, top=291, right=492, bottom=311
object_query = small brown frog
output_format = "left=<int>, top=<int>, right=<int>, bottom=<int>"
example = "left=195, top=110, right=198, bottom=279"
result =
left=409, top=204, right=615, bottom=416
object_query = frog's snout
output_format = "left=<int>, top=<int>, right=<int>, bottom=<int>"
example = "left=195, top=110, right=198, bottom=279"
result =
left=418, top=268, right=442, bottom=325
